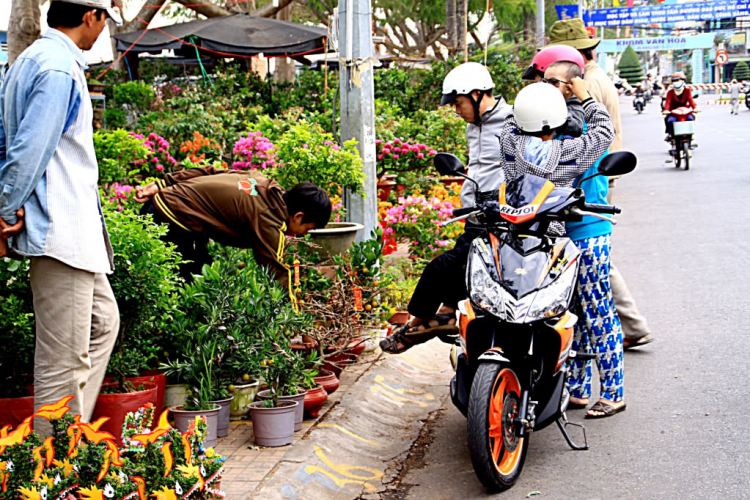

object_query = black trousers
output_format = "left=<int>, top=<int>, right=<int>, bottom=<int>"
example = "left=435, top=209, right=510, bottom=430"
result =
left=141, top=199, right=212, bottom=282
left=407, top=223, right=483, bottom=319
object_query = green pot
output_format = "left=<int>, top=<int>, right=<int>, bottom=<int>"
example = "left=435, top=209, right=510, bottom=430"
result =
left=229, top=379, right=260, bottom=420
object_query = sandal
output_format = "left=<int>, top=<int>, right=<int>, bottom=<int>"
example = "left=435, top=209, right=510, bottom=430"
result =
left=624, top=335, right=653, bottom=350
left=585, top=401, right=627, bottom=419
left=379, top=314, right=458, bottom=354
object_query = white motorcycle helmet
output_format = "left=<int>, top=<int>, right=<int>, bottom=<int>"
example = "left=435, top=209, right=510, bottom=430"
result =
left=441, top=62, right=495, bottom=125
left=513, top=82, right=568, bottom=134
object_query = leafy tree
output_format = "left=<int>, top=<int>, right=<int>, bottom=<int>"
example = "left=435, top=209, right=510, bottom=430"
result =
left=617, top=45, right=645, bottom=85
left=733, top=61, right=750, bottom=81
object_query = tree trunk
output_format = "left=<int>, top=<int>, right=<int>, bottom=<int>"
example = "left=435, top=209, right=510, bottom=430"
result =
left=456, top=0, right=468, bottom=62
left=108, top=0, right=168, bottom=73
left=445, top=0, right=457, bottom=57
left=8, top=0, right=41, bottom=66
left=273, top=3, right=296, bottom=84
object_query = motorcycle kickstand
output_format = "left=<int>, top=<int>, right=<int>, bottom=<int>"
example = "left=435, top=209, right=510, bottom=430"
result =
left=556, top=413, right=589, bottom=451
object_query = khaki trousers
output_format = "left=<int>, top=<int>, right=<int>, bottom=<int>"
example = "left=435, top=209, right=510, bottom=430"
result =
left=607, top=181, right=652, bottom=341
left=30, top=257, right=119, bottom=435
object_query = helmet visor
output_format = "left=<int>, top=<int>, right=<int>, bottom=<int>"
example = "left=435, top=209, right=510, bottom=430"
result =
left=440, top=91, right=458, bottom=106
left=521, top=65, right=539, bottom=81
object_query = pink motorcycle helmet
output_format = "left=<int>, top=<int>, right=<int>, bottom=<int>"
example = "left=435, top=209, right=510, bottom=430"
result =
left=522, top=45, right=586, bottom=81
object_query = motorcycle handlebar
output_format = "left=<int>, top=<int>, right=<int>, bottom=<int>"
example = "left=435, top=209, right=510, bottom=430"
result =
left=583, top=203, right=621, bottom=215
left=452, top=206, right=478, bottom=217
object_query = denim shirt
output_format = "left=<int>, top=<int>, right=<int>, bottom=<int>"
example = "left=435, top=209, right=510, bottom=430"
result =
left=0, top=29, right=113, bottom=273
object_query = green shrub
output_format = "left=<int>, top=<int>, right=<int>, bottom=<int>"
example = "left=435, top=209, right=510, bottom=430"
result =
left=112, top=81, right=155, bottom=113
left=0, top=258, right=35, bottom=398
left=617, top=46, right=645, bottom=84
left=104, top=205, right=183, bottom=388
left=732, top=61, right=750, bottom=81
left=94, top=129, right=151, bottom=185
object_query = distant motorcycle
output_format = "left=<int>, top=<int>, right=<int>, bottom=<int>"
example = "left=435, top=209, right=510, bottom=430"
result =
left=633, top=92, right=646, bottom=114
left=665, top=106, right=697, bottom=170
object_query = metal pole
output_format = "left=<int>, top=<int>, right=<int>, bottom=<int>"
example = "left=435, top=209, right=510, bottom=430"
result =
left=338, top=0, right=377, bottom=242
left=536, top=0, right=545, bottom=47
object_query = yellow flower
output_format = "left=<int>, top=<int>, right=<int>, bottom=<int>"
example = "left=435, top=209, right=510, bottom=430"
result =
left=205, top=447, right=215, bottom=458
left=389, top=307, right=397, bottom=315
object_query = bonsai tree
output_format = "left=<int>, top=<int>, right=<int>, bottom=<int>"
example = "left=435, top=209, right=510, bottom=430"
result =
left=617, top=46, right=645, bottom=85
left=733, top=61, right=750, bottom=81
left=104, top=205, right=183, bottom=392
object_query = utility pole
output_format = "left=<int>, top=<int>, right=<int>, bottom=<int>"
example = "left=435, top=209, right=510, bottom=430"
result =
left=338, top=0, right=377, bottom=242
left=536, top=0, right=545, bottom=47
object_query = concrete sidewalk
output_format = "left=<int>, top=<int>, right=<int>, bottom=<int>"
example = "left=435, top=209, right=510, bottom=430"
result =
left=214, top=340, right=452, bottom=499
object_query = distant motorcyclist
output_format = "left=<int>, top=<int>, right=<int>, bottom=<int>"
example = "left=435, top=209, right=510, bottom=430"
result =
left=663, top=72, right=698, bottom=139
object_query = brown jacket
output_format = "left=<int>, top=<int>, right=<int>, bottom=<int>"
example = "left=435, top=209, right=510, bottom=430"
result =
left=153, top=167, right=289, bottom=284
left=584, top=61, right=623, bottom=152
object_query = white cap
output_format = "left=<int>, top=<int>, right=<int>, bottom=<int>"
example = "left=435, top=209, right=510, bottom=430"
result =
left=513, top=82, right=568, bottom=133
left=52, top=0, right=123, bottom=25
left=441, top=62, right=494, bottom=106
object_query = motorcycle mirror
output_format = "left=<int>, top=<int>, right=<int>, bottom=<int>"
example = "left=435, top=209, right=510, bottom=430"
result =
left=597, top=151, right=638, bottom=177
left=433, top=153, right=467, bottom=176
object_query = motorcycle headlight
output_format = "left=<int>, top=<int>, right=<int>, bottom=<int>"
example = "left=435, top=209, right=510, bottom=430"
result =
left=468, top=252, right=506, bottom=319
left=526, top=263, right=578, bottom=322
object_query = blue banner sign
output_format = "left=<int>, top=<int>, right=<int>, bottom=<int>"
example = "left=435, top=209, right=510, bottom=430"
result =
left=556, top=5, right=581, bottom=19
left=584, top=0, right=750, bottom=27
left=597, top=33, right=715, bottom=52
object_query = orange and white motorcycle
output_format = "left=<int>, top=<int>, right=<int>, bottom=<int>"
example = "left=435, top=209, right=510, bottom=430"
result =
left=433, top=151, right=636, bottom=492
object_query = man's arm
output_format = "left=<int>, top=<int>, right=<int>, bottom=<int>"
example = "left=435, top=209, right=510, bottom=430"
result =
left=0, top=70, right=79, bottom=225
left=559, top=99, right=615, bottom=176
left=561, top=97, right=585, bottom=138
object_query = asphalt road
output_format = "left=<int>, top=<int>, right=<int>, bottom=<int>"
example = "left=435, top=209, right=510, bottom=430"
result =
left=393, top=95, right=750, bottom=500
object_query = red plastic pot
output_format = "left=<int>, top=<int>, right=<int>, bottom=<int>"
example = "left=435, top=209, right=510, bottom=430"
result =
left=128, top=370, right=166, bottom=411
left=388, top=311, right=410, bottom=325
left=92, top=381, right=158, bottom=445
left=313, top=369, right=339, bottom=395
left=303, top=385, right=328, bottom=418
left=0, top=395, right=34, bottom=428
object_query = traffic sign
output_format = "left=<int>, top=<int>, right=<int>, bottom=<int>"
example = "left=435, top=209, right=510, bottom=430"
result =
left=716, top=49, right=729, bottom=65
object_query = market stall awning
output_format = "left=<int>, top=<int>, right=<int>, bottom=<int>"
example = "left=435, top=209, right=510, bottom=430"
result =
left=114, top=14, right=327, bottom=58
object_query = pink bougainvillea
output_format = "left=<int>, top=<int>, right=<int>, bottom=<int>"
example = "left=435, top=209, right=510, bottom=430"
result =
left=130, top=132, right=178, bottom=176
left=232, top=131, right=278, bottom=170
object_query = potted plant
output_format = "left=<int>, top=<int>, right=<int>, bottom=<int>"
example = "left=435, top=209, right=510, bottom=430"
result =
left=313, top=368, right=340, bottom=395
left=0, top=258, right=36, bottom=427
left=96, top=204, right=183, bottom=442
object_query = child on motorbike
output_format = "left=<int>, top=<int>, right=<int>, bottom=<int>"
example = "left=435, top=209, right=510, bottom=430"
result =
left=499, top=81, right=624, bottom=418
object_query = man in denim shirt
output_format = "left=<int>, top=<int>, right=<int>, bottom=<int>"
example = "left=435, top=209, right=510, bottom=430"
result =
left=0, top=0, right=122, bottom=434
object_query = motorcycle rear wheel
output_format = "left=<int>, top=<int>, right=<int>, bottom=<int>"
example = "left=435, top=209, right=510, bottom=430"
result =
left=467, top=363, right=529, bottom=493
left=682, top=141, right=690, bottom=170
left=675, top=141, right=682, bottom=168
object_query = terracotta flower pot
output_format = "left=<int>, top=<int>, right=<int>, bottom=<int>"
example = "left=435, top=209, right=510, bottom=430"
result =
left=347, top=337, right=366, bottom=357
left=321, top=350, right=351, bottom=377
left=128, top=370, right=166, bottom=411
left=377, top=181, right=396, bottom=202
left=92, top=381, right=158, bottom=445
left=388, top=311, right=410, bottom=325
left=208, top=396, right=233, bottom=438
left=313, top=369, right=339, bottom=395
left=249, top=401, right=298, bottom=447
left=303, top=385, right=328, bottom=418
left=172, top=405, right=220, bottom=449
left=0, top=395, right=34, bottom=428
left=439, top=176, right=466, bottom=188
left=229, top=380, right=260, bottom=420
left=256, top=390, right=305, bottom=431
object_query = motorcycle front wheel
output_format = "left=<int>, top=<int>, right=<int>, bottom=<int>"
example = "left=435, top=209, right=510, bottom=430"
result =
left=467, top=363, right=529, bottom=493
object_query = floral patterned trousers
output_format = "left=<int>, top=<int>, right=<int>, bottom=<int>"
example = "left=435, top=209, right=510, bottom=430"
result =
left=567, top=234, right=624, bottom=403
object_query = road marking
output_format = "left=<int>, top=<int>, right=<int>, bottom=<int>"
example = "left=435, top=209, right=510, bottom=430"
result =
left=373, top=375, right=435, bottom=400
left=369, top=386, right=429, bottom=407
left=398, top=354, right=439, bottom=371
left=317, top=424, right=382, bottom=447
left=303, top=445, right=383, bottom=493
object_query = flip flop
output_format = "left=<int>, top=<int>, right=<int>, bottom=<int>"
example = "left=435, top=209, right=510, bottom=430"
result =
left=624, top=335, right=653, bottom=350
left=379, top=314, right=458, bottom=354
left=585, top=401, right=627, bottom=419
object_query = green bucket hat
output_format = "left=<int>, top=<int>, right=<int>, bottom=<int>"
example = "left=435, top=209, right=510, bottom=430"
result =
left=547, top=19, right=600, bottom=50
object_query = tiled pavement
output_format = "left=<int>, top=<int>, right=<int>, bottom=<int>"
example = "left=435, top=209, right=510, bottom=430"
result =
left=215, top=354, right=380, bottom=499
